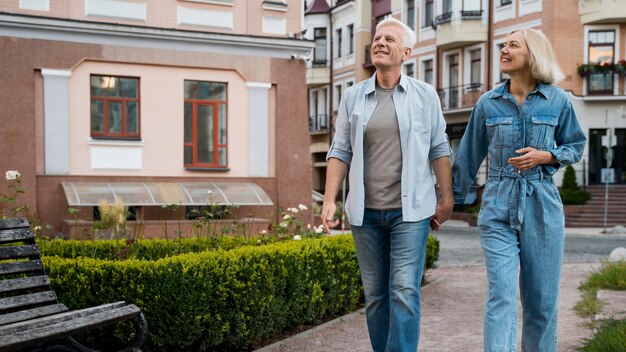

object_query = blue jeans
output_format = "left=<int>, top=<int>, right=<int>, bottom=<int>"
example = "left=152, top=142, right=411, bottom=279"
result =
left=479, top=176, right=565, bottom=352
left=351, top=209, right=430, bottom=352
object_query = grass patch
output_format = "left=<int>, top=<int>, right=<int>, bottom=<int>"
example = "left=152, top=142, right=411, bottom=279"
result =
left=576, top=262, right=626, bottom=318
left=576, top=262, right=626, bottom=350
left=578, top=319, right=626, bottom=352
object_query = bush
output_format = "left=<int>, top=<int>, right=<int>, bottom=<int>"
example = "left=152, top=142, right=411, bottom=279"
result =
left=44, top=236, right=363, bottom=351
left=559, top=165, right=591, bottom=205
left=41, top=233, right=439, bottom=350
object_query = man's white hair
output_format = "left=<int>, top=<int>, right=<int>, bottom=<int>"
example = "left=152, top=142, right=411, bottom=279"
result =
left=376, top=17, right=417, bottom=49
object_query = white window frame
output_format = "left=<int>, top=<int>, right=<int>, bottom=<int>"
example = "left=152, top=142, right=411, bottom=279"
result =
left=464, top=43, right=485, bottom=92
left=419, top=0, right=435, bottom=42
left=493, top=0, right=515, bottom=23
left=492, top=37, right=509, bottom=88
left=403, top=60, right=417, bottom=78
left=442, top=49, right=462, bottom=110
left=419, top=54, right=437, bottom=87
left=583, top=24, right=620, bottom=96
left=518, top=0, right=541, bottom=17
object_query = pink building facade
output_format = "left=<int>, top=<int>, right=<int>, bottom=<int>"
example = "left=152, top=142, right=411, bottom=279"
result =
left=0, top=0, right=314, bottom=236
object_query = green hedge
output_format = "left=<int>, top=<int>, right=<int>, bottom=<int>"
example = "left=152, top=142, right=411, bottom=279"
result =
left=38, top=236, right=255, bottom=260
left=43, top=236, right=363, bottom=351
left=41, top=234, right=440, bottom=350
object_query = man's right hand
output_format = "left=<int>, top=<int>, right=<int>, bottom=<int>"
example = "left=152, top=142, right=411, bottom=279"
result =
left=321, top=201, right=340, bottom=233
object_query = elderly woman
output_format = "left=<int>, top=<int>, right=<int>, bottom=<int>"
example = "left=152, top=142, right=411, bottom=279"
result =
left=452, top=28, right=586, bottom=351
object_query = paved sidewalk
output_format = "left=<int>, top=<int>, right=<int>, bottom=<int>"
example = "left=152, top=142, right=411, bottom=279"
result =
left=256, top=262, right=598, bottom=352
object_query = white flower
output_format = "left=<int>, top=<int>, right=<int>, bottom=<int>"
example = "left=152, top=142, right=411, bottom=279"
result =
left=5, top=170, right=20, bottom=180
left=207, top=190, right=213, bottom=196
left=315, top=227, right=324, bottom=234
left=293, top=235, right=302, bottom=240
left=307, top=224, right=311, bottom=229
left=34, top=226, right=41, bottom=232
left=283, top=214, right=291, bottom=220
left=279, top=222, right=288, bottom=228
left=298, top=204, right=308, bottom=211
left=291, top=208, right=299, bottom=214
left=261, top=230, right=267, bottom=234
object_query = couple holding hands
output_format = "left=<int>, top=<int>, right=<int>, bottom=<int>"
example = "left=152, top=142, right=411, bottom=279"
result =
left=320, top=18, right=586, bottom=352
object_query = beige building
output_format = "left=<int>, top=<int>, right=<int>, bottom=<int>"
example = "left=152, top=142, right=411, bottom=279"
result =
left=0, top=0, right=314, bottom=235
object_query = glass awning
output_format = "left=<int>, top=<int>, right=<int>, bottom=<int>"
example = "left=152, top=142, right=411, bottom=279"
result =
left=61, top=182, right=273, bottom=206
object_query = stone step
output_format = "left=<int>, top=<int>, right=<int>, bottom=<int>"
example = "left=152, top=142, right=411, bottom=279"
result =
left=594, top=289, right=626, bottom=321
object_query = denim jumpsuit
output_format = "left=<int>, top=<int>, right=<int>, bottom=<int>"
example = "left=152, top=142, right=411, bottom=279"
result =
left=452, top=82, right=586, bottom=352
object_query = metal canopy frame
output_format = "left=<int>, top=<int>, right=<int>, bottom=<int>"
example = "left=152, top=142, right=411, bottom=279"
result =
left=61, top=182, right=273, bottom=207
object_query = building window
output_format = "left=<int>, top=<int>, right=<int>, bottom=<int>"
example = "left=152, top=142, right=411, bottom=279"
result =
left=423, top=0, right=433, bottom=28
left=314, top=27, right=327, bottom=65
left=423, top=59, right=433, bottom=85
left=184, top=80, right=228, bottom=168
left=500, top=0, right=512, bottom=5
left=448, top=54, right=459, bottom=108
left=443, top=0, right=452, bottom=13
left=348, top=24, right=354, bottom=55
left=406, top=0, right=415, bottom=30
left=470, top=49, right=481, bottom=86
left=90, top=75, right=140, bottom=139
left=335, top=84, right=342, bottom=111
left=404, top=63, right=415, bottom=78
left=335, top=28, right=343, bottom=58
left=587, top=30, right=615, bottom=94
left=464, top=0, right=481, bottom=11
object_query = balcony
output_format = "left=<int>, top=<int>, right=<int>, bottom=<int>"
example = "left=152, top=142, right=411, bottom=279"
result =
left=437, top=83, right=484, bottom=111
left=309, top=114, right=330, bottom=133
left=306, top=65, right=330, bottom=85
left=433, top=10, right=487, bottom=50
left=578, top=0, right=626, bottom=24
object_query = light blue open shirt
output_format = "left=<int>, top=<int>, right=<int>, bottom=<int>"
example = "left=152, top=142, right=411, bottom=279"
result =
left=327, top=74, right=450, bottom=226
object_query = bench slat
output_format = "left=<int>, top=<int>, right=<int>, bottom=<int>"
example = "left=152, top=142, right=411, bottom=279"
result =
left=0, top=245, right=40, bottom=260
left=0, top=304, right=141, bottom=349
left=0, top=260, right=45, bottom=276
left=0, top=228, right=34, bottom=244
left=0, top=303, right=68, bottom=326
left=0, top=219, right=29, bottom=230
left=0, top=302, right=128, bottom=334
left=0, top=291, right=57, bottom=312
left=0, top=275, right=50, bottom=294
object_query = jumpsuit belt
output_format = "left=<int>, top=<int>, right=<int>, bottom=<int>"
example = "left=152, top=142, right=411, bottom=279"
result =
left=489, top=171, right=544, bottom=231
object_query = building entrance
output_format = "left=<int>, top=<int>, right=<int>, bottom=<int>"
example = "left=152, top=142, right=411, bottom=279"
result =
left=588, top=128, right=626, bottom=184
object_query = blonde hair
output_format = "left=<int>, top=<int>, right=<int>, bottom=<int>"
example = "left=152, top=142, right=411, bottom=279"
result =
left=376, top=17, right=417, bottom=49
left=509, top=28, right=564, bottom=83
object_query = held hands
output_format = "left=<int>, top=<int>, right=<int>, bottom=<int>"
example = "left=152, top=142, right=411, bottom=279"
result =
left=507, top=147, right=552, bottom=172
left=321, top=201, right=340, bottom=234
left=430, top=197, right=453, bottom=231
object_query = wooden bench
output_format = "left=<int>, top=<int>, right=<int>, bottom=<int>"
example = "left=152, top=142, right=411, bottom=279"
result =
left=0, top=218, right=147, bottom=352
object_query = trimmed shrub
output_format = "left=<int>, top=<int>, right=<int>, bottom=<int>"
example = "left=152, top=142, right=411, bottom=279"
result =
left=43, top=236, right=362, bottom=351
left=560, top=165, right=591, bottom=205
left=41, top=233, right=440, bottom=350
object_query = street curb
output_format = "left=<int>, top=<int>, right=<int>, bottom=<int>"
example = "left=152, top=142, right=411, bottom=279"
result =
left=253, top=309, right=366, bottom=352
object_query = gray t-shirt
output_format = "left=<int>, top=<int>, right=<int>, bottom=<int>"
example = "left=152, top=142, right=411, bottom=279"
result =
left=363, top=86, right=402, bottom=209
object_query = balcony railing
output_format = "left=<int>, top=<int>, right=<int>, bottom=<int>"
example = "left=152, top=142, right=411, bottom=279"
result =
left=309, top=114, right=329, bottom=133
left=586, top=73, right=614, bottom=95
left=437, top=83, right=484, bottom=111
left=461, top=10, right=483, bottom=19
left=432, top=11, right=452, bottom=29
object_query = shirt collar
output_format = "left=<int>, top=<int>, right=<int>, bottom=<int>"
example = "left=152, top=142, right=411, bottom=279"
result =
left=489, top=79, right=551, bottom=100
left=364, top=72, right=408, bottom=94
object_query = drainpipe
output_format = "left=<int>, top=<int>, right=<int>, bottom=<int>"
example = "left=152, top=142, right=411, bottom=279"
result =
left=486, top=0, right=493, bottom=91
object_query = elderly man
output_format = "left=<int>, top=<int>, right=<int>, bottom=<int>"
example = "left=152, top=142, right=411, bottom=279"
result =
left=321, top=17, right=453, bottom=352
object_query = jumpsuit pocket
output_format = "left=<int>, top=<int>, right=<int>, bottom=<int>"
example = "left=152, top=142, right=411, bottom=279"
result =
left=530, top=115, right=558, bottom=149
left=485, top=116, right=514, bottom=148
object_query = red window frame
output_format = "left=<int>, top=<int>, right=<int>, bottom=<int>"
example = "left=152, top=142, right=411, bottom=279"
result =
left=184, top=81, right=228, bottom=169
left=90, top=75, right=140, bottom=139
